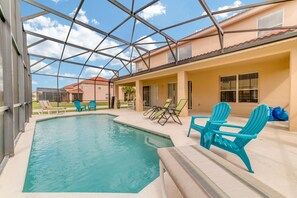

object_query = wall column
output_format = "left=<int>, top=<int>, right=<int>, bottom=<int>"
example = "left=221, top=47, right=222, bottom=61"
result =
left=114, top=83, right=119, bottom=109
left=135, top=80, right=143, bottom=112
left=177, top=71, right=188, bottom=117
left=289, top=48, right=297, bottom=131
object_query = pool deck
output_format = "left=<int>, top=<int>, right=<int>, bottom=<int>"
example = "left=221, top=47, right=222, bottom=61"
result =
left=0, top=109, right=297, bottom=197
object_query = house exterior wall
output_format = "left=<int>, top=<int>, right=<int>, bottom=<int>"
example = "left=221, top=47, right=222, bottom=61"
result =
left=188, top=54, right=289, bottom=116
left=135, top=1, right=297, bottom=71
left=142, top=75, right=177, bottom=107
left=71, top=84, right=113, bottom=101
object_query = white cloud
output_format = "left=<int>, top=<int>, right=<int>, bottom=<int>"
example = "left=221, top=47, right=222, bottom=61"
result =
left=61, top=73, right=76, bottom=77
left=32, top=80, right=38, bottom=85
left=30, top=59, right=52, bottom=73
left=91, top=19, right=100, bottom=26
left=201, top=0, right=242, bottom=20
left=84, top=67, right=113, bottom=78
left=70, top=9, right=89, bottom=24
left=136, top=36, right=157, bottom=50
left=138, top=2, right=166, bottom=20
left=52, top=0, right=61, bottom=3
left=24, top=15, right=129, bottom=62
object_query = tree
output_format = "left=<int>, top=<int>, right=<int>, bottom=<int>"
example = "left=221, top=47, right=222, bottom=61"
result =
left=121, top=86, right=135, bottom=101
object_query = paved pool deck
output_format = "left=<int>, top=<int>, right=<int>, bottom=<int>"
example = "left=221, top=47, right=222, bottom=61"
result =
left=0, top=109, right=296, bottom=197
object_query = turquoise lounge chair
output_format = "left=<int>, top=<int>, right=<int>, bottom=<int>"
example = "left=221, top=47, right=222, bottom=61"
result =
left=187, top=102, right=231, bottom=146
left=74, top=100, right=87, bottom=112
left=88, top=100, right=96, bottom=111
left=203, top=104, right=269, bottom=173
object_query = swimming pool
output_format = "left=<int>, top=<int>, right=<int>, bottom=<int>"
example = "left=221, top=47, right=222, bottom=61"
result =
left=23, top=114, right=173, bottom=193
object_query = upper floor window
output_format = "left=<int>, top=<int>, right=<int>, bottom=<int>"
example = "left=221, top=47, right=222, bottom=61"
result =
left=137, top=62, right=143, bottom=72
left=258, top=10, right=283, bottom=37
left=167, top=50, right=177, bottom=63
left=220, top=72, right=258, bottom=103
left=167, top=44, right=192, bottom=63
left=178, top=44, right=192, bottom=60
left=98, top=86, right=101, bottom=90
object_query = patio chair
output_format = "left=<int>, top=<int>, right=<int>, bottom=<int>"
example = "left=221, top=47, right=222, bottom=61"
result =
left=203, top=104, right=270, bottom=173
left=143, top=99, right=172, bottom=119
left=74, top=100, right=87, bottom=112
left=39, top=100, right=66, bottom=114
left=187, top=102, right=231, bottom=146
left=88, top=100, right=96, bottom=111
left=153, top=99, right=188, bottom=126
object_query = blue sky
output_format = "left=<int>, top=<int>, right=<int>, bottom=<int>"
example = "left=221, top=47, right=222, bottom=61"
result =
left=21, top=0, right=263, bottom=91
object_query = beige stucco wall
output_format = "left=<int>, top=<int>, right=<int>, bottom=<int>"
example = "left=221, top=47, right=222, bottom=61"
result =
left=142, top=75, right=177, bottom=107
left=135, top=1, right=297, bottom=71
left=134, top=54, right=290, bottom=117
left=188, top=54, right=289, bottom=117
left=71, top=84, right=114, bottom=101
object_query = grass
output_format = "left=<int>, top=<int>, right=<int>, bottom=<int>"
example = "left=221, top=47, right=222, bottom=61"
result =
left=33, top=101, right=128, bottom=110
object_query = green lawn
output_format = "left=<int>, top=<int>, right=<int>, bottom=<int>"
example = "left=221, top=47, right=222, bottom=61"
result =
left=33, top=101, right=127, bottom=110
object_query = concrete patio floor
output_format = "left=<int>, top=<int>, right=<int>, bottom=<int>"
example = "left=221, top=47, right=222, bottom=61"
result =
left=0, top=109, right=296, bottom=197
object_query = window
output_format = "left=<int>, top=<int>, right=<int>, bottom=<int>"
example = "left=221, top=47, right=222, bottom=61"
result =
left=137, top=62, right=143, bottom=72
left=178, top=44, right=192, bottom=60
left=220, top=76, right=236, bottom=102
left=167, top=44, right=192, bottom=63
left=238, top=73, right=258, bottom=103
left=168, top=83, right=177, bottom=106
left=220, top=73, right=258, bottom=103
left=258, top=10, right=283, bottom=37
left=98, top=86, right=101, bottom=90
left=167, top=50, right=177, bottom=63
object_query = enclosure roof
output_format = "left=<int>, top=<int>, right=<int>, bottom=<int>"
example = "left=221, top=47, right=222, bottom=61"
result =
left=21, top=0, right=297, bottom=84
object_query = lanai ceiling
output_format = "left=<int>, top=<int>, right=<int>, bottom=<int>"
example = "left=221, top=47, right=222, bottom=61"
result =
left=21, top=0, right=293, bottom=84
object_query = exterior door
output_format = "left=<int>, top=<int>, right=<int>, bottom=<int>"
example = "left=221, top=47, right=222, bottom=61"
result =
left=168, top=83, right=177, bottom=106
left=150, top=85, right=158, bottom=107
left=188, top=81, right=192, bottom=109
left=143, top=86, right=150, bottom=107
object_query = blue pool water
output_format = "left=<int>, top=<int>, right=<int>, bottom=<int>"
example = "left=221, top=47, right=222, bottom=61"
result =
left=23, top=115, right=173, bottom=193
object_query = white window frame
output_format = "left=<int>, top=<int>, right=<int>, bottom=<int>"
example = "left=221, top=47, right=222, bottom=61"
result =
left=257, top=9, right=284, bottom=37
left=220, top=72, right=259, bottom=103
left=220, top=75, right=237, bottom=103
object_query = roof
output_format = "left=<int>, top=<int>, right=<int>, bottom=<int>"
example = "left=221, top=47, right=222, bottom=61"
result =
left=79, top=77, right=109, bottom=85
left=115, top=29, right=297, bottom=81
left=24, top=0, right=293, bottom=81
left=63, top=77, right=109, bottom=89
left=67, top=88, right=84, bottom=93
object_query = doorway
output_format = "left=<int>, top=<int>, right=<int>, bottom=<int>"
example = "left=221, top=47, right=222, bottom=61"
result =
left=168, top=83, right=177, bottom=106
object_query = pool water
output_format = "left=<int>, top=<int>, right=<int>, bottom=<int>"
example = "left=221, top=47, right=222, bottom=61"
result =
left=23, top=115, right=173, bottom=193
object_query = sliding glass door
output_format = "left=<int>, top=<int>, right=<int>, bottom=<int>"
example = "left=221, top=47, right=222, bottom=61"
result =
left=168, top=83, right=177, bottom=106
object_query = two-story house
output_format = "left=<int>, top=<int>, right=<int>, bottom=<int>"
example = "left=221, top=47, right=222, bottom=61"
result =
left=113, top=1, right=297, bottom=131
left=64, top=77, right=114, bottom=102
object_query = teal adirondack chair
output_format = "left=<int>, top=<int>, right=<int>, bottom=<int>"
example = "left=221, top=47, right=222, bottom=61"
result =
left=203, top=104, right=270, bottom=173
left=88, top=100, right=96, bottom=111
left=74, top=100, right=87, bottom=112
left=187, top=102, right=231, bottom=146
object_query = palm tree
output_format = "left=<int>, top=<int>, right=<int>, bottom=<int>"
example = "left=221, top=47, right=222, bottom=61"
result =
left=121, top=86, right=135, bottom=101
